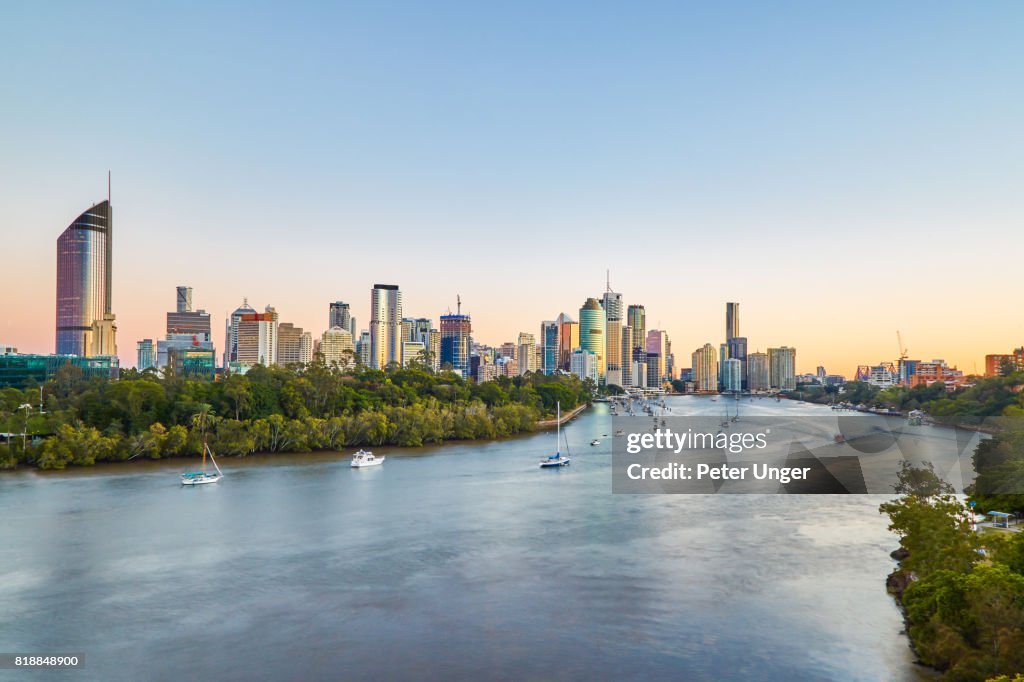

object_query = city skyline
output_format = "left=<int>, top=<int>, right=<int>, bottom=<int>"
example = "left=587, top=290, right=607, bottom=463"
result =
left=3, top=3, right=1023, bottom=375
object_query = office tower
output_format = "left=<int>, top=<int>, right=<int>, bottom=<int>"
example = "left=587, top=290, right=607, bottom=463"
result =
left=726, top=302, right=740, bottom=342
left=579, top=298, right=606, bottom=383
left=329, top=301, right=353, bottom=335
left=167, top=286, right=212, bottom=339
left=727, top=336, right=747, bottom=388
left=277, top=323, right=313, bottom=366
left=694, top=343, right=719, bottom=392
left=90, top=315, right=117, bottom=357
left=722, top=358, right=743, bottom=392
left=646, top=353, right=661, bottom=388
left=440, top=307, right=472, bottom=377
left=224, top=298, right=257, bottom=367
left=603, top=285, right=623, bottom=388
left=646, top=330, right=668, bottom=383
left=540, top=321, right=560, bottom=375
left=570, top=349, right=598, bottom=384
left=499, top=342, right=517, bottom=359
left=236, top=306, right=279, bottom=367
left=160, top=287, right=214, bottom=369
left=321, top=326, right=355, bottom=368
left=427, top=330, right=441, bottom=372
left=401, top=318, right=415, bottom=343
left=627, top=305, right=646, bottom=357
left=166, top=346, right=216, bottom=379
left=747, top=352, right=769, bottom=390
left=517, top=332, right=537, bottom=375
left=816, top=365, right=827, bottom=379
left=768, top=346, right=797, bottom=390
left=370, top=284, right=402, bottom=369
left=176, top=286, right=192, bottom=313
left=620, top=325, right=633, bottom=387
left=556, top=313, right=579, bottom=371
left=56, top=198, right=114, bottom=356
left=137, top=339, right=155, bottom=370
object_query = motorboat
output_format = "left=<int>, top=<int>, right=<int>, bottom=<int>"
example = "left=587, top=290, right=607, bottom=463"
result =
left=351, top=450, right=385, bottom=468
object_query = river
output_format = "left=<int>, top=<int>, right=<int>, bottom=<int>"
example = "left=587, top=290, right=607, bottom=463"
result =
left=0, top=396, right=933, bottom=681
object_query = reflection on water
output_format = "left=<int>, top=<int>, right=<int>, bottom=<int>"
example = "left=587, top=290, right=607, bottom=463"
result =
left=0, top=397, right=932, bottom=681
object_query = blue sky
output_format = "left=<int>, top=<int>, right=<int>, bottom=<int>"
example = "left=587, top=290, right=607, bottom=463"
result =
left=2, top=1, right=1022, bottom=373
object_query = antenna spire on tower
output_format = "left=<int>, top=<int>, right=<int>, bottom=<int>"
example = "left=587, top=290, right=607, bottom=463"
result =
left=457, top=294, right=461, bottom=315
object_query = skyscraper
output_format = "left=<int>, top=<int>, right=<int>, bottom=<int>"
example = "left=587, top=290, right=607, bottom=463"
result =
left=370, top=284, right=402, bottom=369
left=627, top=305, right=646, bottom=358
left=620, top=324, right=633, bottom=387
left=646, top=330, right=669, bottom=383
left=579, top=298, right=606, bottom=383
left=517, top=332, right=537, bottom=375
left=224, top=298, right=256, bottom=368
left=768, top=346, right=797, bottom=390
left=277, top=323, right=313, bottom=366
left=693, top=343, right=719, bottom=392
left=176, top=286, right=192, bottom=314
left=556, top=313, right=579, bottom=371
left=440, top=308, right=472, bottom=376
left=236, top=306, right=279, bottom=367
left=540, top=321, right=560, bottom=375
left=56, top=198, right=115, bottom=356
left=726, top=302, right=740, bottom=342
left=603, top=284, right=623, bottom=388
left=727, top=336, right=748, bottom=388
left=747, top=352, right=769, bottom=391
left=329, top=301, right=354, bottom=336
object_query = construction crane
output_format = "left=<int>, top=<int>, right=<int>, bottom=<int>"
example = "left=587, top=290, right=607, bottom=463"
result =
left=896, top=331, right=908, bottom=362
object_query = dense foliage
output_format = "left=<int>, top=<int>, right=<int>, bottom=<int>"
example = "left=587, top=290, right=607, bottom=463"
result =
left=0, top=363, right=592, bottom=470
left=882, top=463, right=1024, bottom=680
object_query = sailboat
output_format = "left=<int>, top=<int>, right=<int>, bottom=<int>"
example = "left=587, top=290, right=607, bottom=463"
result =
left=181, top=436, right=223, bottom=485
left=540, top=402, right=571, bottom=468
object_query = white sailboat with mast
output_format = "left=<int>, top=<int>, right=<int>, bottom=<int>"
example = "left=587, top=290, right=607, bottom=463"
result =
left=181, top=435, right=223, bottom=485
left=539, top=401, right=571, bottom=468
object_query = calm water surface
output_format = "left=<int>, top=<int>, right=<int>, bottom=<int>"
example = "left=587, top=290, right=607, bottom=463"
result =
left=0, top=397, right=932, bottom=681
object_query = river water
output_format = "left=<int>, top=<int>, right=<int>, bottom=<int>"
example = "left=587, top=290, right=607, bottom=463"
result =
left=0, top=396, right=933, bottom=681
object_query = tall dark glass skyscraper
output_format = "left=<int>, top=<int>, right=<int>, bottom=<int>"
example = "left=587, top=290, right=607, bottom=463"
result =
left=56, top=200, right=112, bottom=356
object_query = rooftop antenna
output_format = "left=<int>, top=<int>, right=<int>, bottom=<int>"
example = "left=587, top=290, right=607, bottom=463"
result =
left=108, top=170, right=111, bottom=205
left=457, top=294, right=461, bottom=315
left=606, top=269, right=611, bottom=292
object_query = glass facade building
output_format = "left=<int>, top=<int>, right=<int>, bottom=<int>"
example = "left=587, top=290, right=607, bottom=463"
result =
left=440, top=313, right=472, bottom=376
left=0, top=354, right=119, bottom=388
left=56, top=200, right=112, bottom=356
left=579, top=298, right=606, bottom=383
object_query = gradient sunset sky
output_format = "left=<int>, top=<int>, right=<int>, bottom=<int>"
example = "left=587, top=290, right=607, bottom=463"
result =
left=1, top=1, right=1022, bottom=376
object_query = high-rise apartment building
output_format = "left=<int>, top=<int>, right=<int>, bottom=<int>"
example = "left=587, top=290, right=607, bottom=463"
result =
left=768, top=346, right=797, bottom=390
left=370, top=284, right=402, bottom=369
left=320, top=326, right=355, bottom=368
left=722, top=358, right=743, bottom=392
left=357, top=330, right=372, bottom=366
left=427, top=329, right=441, bottom=372
left=693, top=343, right=719, bottom=392
left=570, top=349, right=598, bottom=384
left=747, top=352, right=769, bottom=391
left=56, top=198, right=115, bottom=356
left=517, top=332, right=537, bottom=375
left=621, top=325, right=633, bottom=387
left=579, top=298, right=606, bottom=383
left=224, top=299, right=257, bottom=367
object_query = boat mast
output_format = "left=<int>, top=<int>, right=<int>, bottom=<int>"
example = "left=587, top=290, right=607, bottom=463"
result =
left=202, top=433, right=208, bottom=473
left=556, top=401, right=560, bottom=455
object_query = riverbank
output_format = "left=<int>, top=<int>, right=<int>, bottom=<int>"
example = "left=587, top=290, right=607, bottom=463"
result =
left=536, top=402, right=589, bottom=428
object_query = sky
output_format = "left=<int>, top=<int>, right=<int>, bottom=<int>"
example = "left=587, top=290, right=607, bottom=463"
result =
left=1, top=1, right=1022, bottom=376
